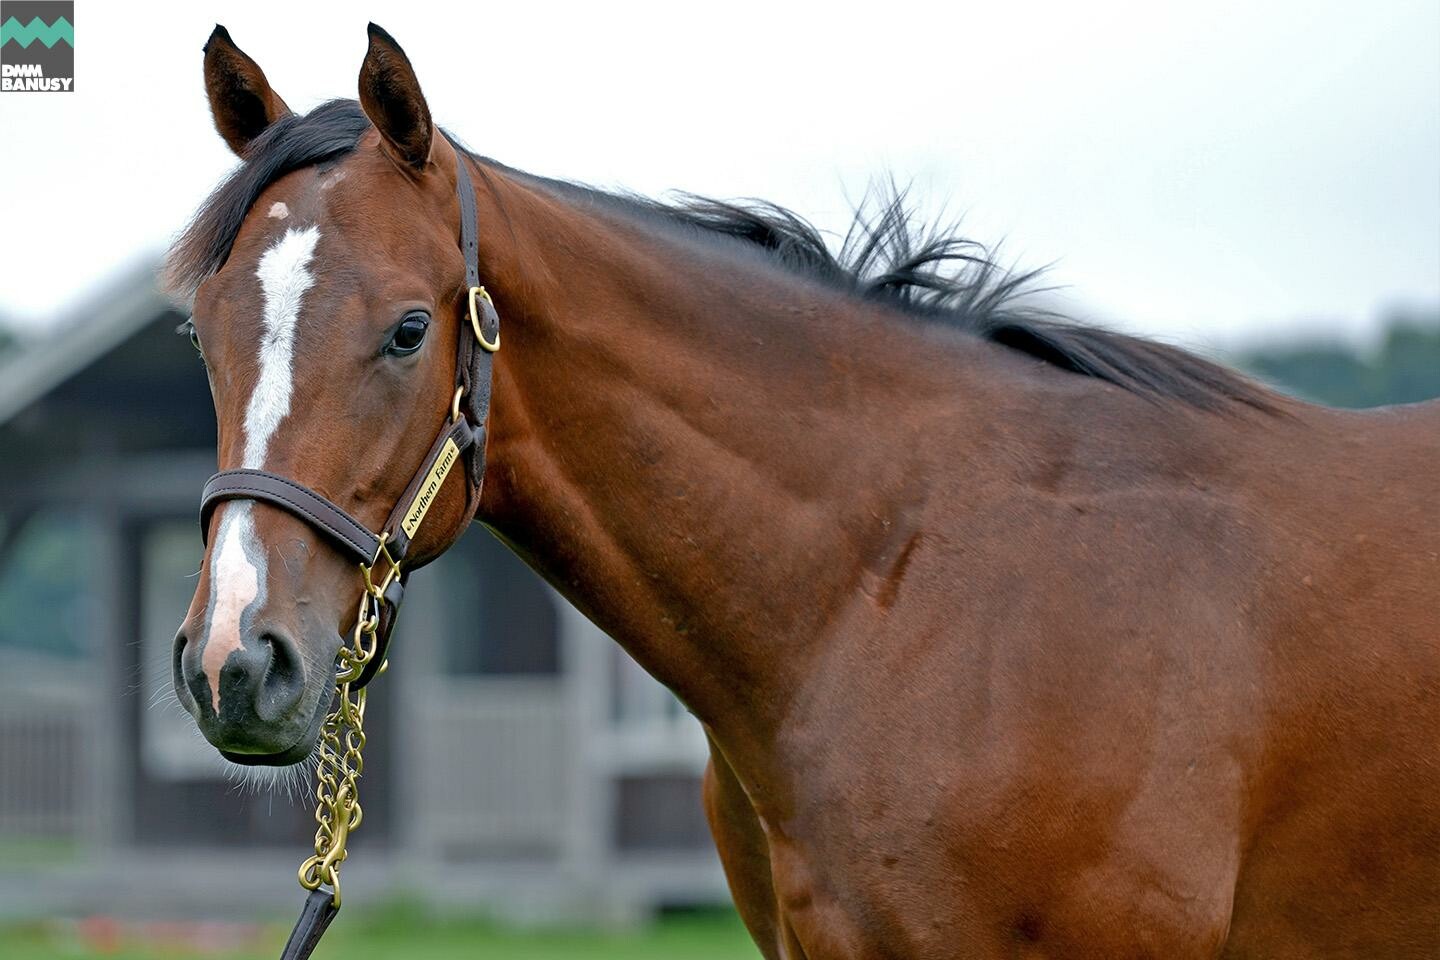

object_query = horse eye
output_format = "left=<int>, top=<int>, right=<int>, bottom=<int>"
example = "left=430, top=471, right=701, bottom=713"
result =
left=178, top=319, right=202, bottom=355
left=387, top=313, right=430, bottom=356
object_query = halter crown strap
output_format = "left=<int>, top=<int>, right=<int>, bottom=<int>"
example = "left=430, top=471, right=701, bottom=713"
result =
left=450, top=142, right=499, bottom=480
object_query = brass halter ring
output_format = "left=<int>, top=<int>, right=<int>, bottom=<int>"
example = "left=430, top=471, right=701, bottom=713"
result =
left=469, top=285, right=500, bottom=353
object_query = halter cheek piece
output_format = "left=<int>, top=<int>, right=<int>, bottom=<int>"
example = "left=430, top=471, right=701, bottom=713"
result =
left=197, top=154, right=498, bottom=691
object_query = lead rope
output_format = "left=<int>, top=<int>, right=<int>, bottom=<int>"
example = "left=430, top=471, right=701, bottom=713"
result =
left=275, top=151, right=496, bottom=960
left=279, top=539, right=401, bottom=960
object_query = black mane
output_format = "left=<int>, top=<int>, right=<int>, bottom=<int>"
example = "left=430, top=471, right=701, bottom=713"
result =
left=606, top=189, right=1276, bottom=412
left=167, top=99, right=1276, bottom=413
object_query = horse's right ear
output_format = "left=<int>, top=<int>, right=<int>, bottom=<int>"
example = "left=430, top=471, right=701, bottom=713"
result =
left=202, top=25, right=291, bottom=158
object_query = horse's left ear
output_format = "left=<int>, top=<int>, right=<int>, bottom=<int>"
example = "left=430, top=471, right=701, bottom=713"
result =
left=359, top=23, right=433, bottom=170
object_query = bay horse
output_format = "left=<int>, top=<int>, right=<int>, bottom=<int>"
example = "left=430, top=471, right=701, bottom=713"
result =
left=167, top=24, right=1439, bottom=959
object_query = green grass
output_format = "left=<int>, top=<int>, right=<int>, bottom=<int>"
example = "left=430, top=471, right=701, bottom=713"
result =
left=0, top=904, right=761, bottom=960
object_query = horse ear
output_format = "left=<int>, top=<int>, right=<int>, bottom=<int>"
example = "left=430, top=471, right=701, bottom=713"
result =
left=358, top=23, right=434, bottom=171
left=202, top=25, right=291, bottom=158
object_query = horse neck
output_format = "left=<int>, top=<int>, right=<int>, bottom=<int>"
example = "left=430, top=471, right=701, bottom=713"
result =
left=466, top=163, right=1001, bottom=747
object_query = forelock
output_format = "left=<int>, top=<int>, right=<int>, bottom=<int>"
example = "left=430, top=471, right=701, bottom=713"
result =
left=164, top=99, right=369, bottom=301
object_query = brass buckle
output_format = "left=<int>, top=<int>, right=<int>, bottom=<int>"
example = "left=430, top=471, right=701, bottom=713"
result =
left=361, top=534, right=402, bottom=603
left=337, top=534, right=402, bottom=681
left=468, top=286, right=500, bottom=353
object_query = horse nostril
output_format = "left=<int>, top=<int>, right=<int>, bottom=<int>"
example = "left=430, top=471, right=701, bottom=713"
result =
left=262, top=631, right=302, bottom=682
left=254, top=631, right=306, bottom=719
left=172, top=629, right=198, bottom=710
left=173, top=629, right=188, bottom=671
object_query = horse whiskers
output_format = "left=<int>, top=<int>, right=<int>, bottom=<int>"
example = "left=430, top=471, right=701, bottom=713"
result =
left=147, top=686, right=189, bottom=718
left=146, top=673, right=203, bottom=723
left=147, top=681, right=179, bottom=711
left=222, top=746, right=320, bottom=805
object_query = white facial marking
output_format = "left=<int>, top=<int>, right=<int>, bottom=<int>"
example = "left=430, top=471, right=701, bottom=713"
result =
left=245, top=225, right=319, bottom=468
left=202, top=225, right=320, bottom=710
left=203, top=505, right=263, bottom=713
left=267, top=201, right=289, bottom=219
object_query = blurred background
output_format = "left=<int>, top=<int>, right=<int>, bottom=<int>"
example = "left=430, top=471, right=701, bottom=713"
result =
left=0, top=1, right=1435, bottom=957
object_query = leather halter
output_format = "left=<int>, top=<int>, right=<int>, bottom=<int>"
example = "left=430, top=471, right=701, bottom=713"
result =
left=198, top=150, right=499, bottom=690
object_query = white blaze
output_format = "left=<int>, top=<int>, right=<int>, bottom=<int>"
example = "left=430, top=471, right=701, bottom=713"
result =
left=245, top=225, right=319, bottom=468
left=203, top=226, right=320, bottom=711
left=203, top=505, right=260, bottom=713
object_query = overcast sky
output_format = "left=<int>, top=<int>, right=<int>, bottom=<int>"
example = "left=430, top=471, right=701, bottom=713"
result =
left=0, top=1, right=1435, bottom=350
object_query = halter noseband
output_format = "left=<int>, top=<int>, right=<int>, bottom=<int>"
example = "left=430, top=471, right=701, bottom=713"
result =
left=197, top=151, right=499, bottom=691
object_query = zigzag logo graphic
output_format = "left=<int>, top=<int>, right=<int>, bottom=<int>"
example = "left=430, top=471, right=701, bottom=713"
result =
left=0, top=16, right=74, bottom=49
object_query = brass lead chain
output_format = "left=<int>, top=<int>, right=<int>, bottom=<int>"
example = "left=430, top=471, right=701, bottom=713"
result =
left=297, top=536, right=400, bottom=908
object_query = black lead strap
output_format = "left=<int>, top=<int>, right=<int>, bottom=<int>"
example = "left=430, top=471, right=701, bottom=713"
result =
left=279, top=889, right=340, bottom=960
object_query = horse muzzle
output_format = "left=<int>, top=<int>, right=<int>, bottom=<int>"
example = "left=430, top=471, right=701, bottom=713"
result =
left=173, top=621, right=333, bottom=764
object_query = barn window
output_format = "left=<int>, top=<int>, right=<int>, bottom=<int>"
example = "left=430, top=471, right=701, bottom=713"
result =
left=0, top=511, right=96, bottom=659
left=437, top=526, right=560, bottom=675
